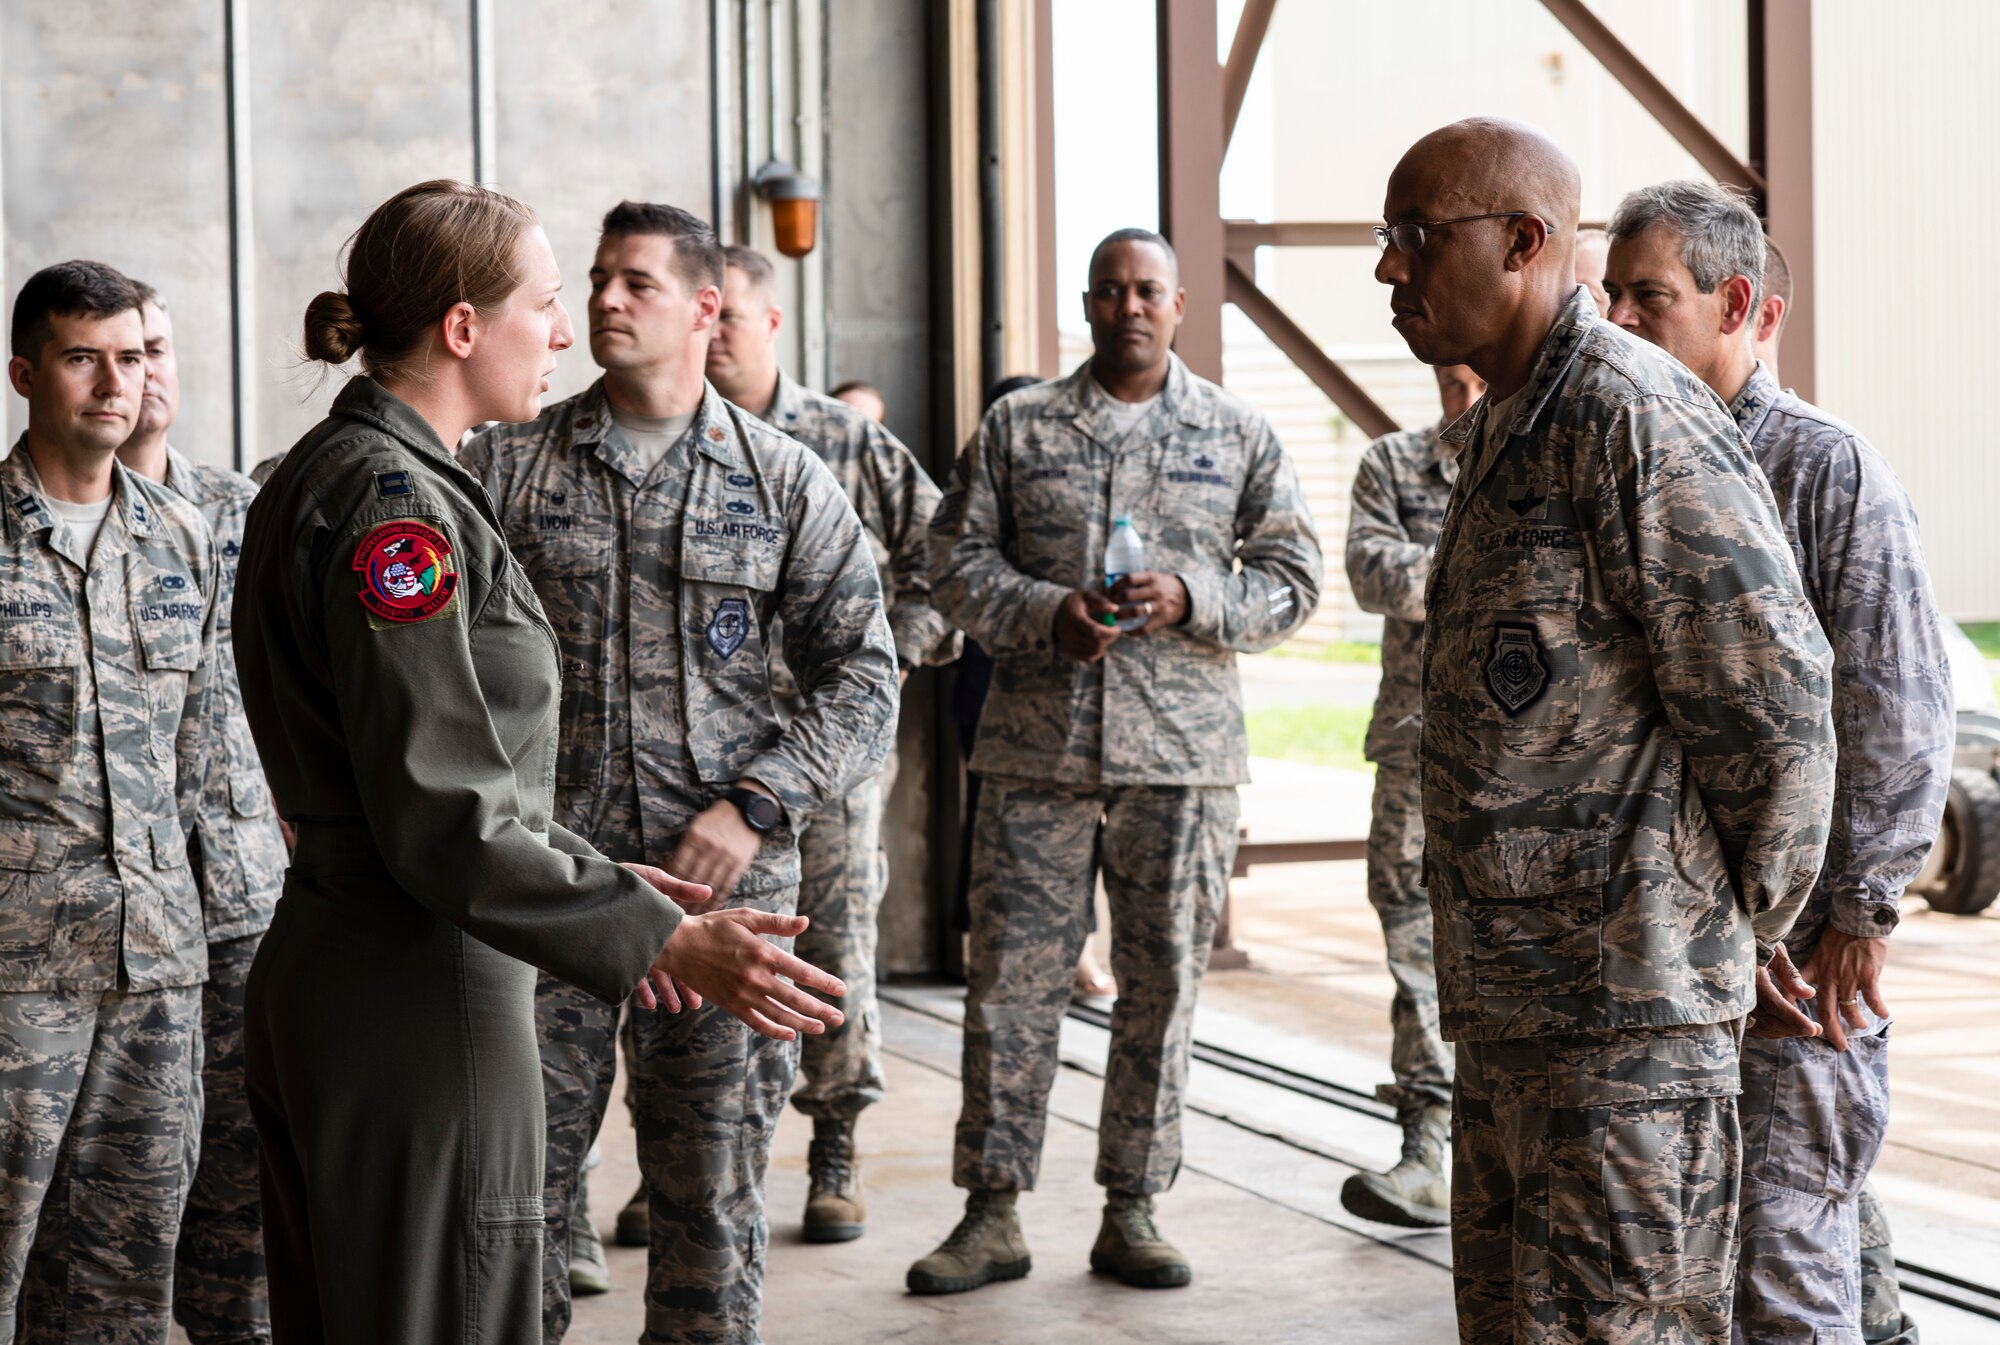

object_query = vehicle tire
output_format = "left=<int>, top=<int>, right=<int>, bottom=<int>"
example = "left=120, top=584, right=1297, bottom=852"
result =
left=1926, top=768, right=2000, bottom=916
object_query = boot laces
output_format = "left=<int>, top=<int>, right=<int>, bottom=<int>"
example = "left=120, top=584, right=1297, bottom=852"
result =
left=809, top=1135, right=854, bottom=1192
left=942, top=1202, right=1005, bottom=1252
left=1115, top=1198, right=1162, bottom=1245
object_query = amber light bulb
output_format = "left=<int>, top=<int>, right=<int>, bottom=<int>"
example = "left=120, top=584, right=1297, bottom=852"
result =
left=772, top=197, right=818, bottom=259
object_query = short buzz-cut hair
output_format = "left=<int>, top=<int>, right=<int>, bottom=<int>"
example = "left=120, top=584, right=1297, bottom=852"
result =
left=1607, top=180, right=1765, bottom=308
left=722, top=245, right=778, bottom=302
left=600, top=200, right=725, bottom=294
left=1089, top=227, right=1179, bottom=286
left=10, top=259, right=142, bottom=359
left=1762, top=237, right=1792, bottom=310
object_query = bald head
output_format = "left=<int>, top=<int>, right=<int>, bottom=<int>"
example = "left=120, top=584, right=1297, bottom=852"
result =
left=1391, top=117, right=1581, bottom=242
left=1377, top=118, right=1586, bottom=394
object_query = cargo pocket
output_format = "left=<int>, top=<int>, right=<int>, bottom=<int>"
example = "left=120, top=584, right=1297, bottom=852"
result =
left=1547, top=1029, right=1741, bottom=1306
left=1747, top=1026, right=1890, bottom=1203
left=680, top=544, right=783, bottom=786
left=0, top=820, right=65, bottom=957
left=1455, top=826, right=1607, bottom=997
left=150, top=817, right=189, bottom=870
left=0, top=620, right=79, bottom=765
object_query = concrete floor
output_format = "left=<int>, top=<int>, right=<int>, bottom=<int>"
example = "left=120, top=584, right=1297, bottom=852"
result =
left=566, top=996, right=1455, bottom=1344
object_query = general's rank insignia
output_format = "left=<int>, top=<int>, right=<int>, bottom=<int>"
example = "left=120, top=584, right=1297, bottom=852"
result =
left=1485, top=623, right=1548, bottom=715
left=707, top=598, right=750, bottom=660
left=354, top=520, right=459, bottom=626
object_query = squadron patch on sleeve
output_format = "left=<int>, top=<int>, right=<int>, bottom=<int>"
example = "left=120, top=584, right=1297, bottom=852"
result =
left=353, top=519, right=459, bottom=627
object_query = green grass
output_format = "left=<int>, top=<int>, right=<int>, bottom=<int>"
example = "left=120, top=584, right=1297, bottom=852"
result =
left=1962, top=621, right=2000, bottom=660
left=1245, top=704, right=1376, bottom=774
left=1266, top=640, right=1383, bottom=666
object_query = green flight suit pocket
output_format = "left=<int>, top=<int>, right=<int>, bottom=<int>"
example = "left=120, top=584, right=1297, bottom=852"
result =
left=1455, top=826, right=1606, bottom=997
left=1545, top=1030, right=1741, bottom=1306
left=0, top=619, right=78, bottom=765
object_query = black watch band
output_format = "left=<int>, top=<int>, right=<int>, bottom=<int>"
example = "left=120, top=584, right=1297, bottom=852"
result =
left=725, top=786, right=783, bottom=833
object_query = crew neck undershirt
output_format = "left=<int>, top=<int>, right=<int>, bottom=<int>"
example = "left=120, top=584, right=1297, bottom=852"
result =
left=46, top=493, right=113, bottom=560
left=1100, top=393, right=1160, bottom=436
left=611, top=407, right=699, bottom=476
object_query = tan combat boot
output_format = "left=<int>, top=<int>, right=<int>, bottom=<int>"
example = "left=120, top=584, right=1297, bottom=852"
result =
left=568, top=1178, right=611, bottom=1296
left=906, top=1190, right=1032, bottom=1295
left=1089, top=1191, right=1192, bottom=1289
left=803, top=1117, right=866, bottom=1244
left=1340, top=1102, right=1450, bottom=1228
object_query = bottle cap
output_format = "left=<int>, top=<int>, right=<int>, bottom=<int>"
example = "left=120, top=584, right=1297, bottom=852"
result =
left=1114, top=515, right=1133, bottom=527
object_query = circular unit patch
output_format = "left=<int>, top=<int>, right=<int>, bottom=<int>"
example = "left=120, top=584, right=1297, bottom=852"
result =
left=353, top=519, right=459, bottom=624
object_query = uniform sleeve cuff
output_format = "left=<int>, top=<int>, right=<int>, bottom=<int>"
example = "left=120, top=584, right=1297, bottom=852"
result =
left=1178, top=569, right=1227, bottom=643
left=1830, top=901, right=1900, bottom=938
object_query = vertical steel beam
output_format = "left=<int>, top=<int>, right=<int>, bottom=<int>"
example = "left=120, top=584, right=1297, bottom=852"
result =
left=1157, top=0, right=1224, bottom=381
left=1757, top=0, right=1814, bottom=401
left=470, top=0, right=496, bottom=185
left=1221, top=0, right=1277, bottom=152
left=224, top=0, right=255, bottom=472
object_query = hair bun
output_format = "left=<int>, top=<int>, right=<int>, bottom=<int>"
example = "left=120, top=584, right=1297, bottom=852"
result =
left=303, top=290, right=366, bottom=365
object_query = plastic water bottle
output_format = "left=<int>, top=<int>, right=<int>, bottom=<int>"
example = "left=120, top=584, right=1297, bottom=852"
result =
left=1103, top=517, right=1147, bottom=631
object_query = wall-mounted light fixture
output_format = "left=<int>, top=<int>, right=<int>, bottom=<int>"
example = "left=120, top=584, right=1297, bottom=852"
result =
left=752, top=160, right=821, bottom=258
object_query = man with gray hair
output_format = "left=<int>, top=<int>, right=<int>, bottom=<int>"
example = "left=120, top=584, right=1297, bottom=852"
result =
left=1606, top=178, right=1953, bottom=1345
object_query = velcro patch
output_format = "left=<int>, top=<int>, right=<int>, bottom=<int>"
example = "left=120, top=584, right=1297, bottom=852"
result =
left=353, top=519, right=459, bottom=627
left=374, top=470, right=413, bottom=499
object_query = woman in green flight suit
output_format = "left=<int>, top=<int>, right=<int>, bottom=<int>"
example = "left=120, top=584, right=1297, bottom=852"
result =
left=233, top=179, right=846, bottom=1344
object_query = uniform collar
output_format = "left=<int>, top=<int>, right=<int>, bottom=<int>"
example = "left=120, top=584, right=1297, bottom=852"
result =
left=1728, top=360, right=1782, bottom=442
left=1045, top=352, right=1209, bottom=447
left=329, top=376, right=458, bottom=470
left=163, top=444, right=199, bottom=500
left=1424, top=421, right=1459, bottom=485
left=763, top=370, right=809, bottom=433
left=1441, top=286, right=1599, bottom=456
left=0, top=437, right=154, bottom=554
left=571, top=377, right=741, bottom=486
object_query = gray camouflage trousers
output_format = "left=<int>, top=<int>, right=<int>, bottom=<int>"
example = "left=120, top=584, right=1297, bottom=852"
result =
left=1858, top=1182, right=1918, bottom=1345
left=2, top=985, right=202, bottom=1345
left=1453, top=1020, right=1743, bottom=1345
left=174, top=933, right=268, bottom=1344
left=534, top=972, right=620, bottom=1345
left=627, top=884, right=800, bottom=1345
left=791, top=752, right=897, bottom=1121
left=1365, top=764, right=1452, bottom=1114
left=1732, top=1020, right=1892, bottom=1345
left=955, top=778, right=1239, bottom=1195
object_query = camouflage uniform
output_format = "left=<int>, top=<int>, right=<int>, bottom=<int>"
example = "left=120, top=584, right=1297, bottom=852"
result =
left=758, top=372, right=960, bottom=1122
left=152, top=448, right=287, bottom=1345
left=463, top=379, right=896, bottom=1345
left=245, top=455, right=282, bottom=489
left=0, top=444, right=218, bottom=1344
left=1724, top=362, right=1952, bottom=1345
left=929, top=355, right=1321, bottom=1196
left=1857, top=1184, right=1918, bottom=1345
left=1422, top=291, right=1836, bottom=1344
left=1345, top=422, right=1456, bottom=1116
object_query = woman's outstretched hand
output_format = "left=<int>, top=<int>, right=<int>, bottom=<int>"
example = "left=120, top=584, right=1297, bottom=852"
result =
left=635, top=907, right=846, bottom=1041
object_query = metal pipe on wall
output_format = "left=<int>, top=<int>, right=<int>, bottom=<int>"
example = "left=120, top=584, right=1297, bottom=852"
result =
left=224, top=0, right=256, bottom=471
left=975, top=0, right=1002, bottom=399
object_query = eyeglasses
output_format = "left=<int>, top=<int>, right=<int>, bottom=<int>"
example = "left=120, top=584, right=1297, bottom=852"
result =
left=1372, top=212, right=1552, bottom=255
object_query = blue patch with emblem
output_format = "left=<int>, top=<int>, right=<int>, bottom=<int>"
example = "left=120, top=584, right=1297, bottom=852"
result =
left=726, top=473, right=755, bottom=490
left=1193, top=454, right=1216, bottom=470
left=159, top=574, right=188, bottom=591
left=707, top=598, right=750, bottom=660
left=375, top=470, right=413, bottom=499
left=223, top=540, right=240, bottom=558
left=725, top=499, right=755, bottom=516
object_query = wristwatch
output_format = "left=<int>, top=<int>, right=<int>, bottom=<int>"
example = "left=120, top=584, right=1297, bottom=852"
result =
left=724, top=786, right=784, bottom=833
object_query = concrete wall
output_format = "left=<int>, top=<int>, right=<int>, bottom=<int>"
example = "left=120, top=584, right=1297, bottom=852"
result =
left=826, top=0, right=945, bottom=975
